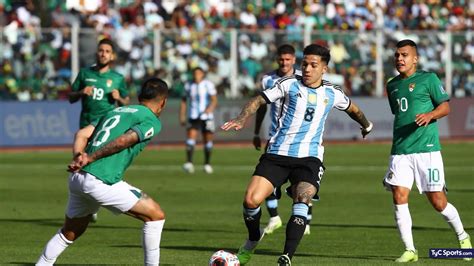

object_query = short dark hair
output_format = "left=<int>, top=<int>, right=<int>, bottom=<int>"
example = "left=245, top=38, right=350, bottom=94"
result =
left=193, top=67, right=205, bottom=73
left=139, top=78, right=169, bottom=102
left=303, top=44, right=331, bottom=64
left=277, top=44, right=295, bottom=56
left=396, top=39, right=418, bottom=54
left=98, top=38, right=115, bottom=51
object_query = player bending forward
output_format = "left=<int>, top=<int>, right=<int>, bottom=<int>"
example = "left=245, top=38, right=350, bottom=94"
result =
left=36, top=78, right=169, bottom=265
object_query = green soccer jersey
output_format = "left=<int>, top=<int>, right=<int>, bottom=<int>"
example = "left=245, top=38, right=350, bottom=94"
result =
left=72, top=66, right=128, bottom=128
left=82, top=105, right=161, bottom=185
left=386, top=70, right=449, bottom=155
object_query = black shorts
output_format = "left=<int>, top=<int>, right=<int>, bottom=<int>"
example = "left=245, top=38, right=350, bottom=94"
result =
left=187, top=119, right=215, bottom=133
left=253, top=153, right=325, bottom=200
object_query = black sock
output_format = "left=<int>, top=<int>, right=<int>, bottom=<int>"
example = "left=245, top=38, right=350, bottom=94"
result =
left=267, top=207, right=278, bottom=217
left=204, top=146, right=211, bottom=164
left=243, top=205, right=262, bottom=241
left=186, top=144, right=194, bottom=163
left=283, top=215, right=307, bottom=258
left=307, top=204, right=313, bottom=225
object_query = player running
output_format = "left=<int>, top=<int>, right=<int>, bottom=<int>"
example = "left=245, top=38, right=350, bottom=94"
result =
left=222, top=44, right=373, bottom=266
left=253, top=44, right=312, bottom=236
left=384, top=39, right=472, bottom=262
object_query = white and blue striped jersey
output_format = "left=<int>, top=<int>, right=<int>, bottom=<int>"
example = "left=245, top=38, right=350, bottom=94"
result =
left=261, top=77, right=350, bottom=161
left=261, top=69, right=302, bottom=138
left=183, top=79, right=217, bottom=120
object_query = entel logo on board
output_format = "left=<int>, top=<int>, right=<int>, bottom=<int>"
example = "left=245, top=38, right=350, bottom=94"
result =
left=4, top=110, right=73, bottom=139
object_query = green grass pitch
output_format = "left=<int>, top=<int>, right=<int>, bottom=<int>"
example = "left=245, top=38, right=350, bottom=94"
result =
left=0, top=142, right=472, bottom=265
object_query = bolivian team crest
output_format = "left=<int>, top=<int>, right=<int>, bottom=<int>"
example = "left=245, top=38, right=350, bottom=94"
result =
left=107, top=79, right=113, bottom=87
left=408, top=83, right=416, bottom=92
left=308, top=94, right=317, bottom=104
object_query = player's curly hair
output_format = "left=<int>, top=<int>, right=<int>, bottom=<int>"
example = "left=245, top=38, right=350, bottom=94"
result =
left=303, top=44, right=331, bottom=64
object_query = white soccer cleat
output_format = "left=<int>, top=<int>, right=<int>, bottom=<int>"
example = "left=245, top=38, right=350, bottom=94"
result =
left=90, top=213, right=98, bottom=223
left=395, top=249, right=418, bottom=262
left=264, top=216, right=282, bottom=234
left=303, top=224, right=310, bottom=235
left=183, top=162, right=195, bottom=174
left=204, top=164, right=214, bottom=174
left=460, top=234, right=472, bottom=261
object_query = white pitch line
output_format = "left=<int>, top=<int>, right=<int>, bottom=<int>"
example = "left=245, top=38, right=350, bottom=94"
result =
left=0, top=164, right=473, bottom=172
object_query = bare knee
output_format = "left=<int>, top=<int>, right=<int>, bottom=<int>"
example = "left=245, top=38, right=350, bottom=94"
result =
left=427, top=192, right=447, bottom=212
left=63, top=215, right=90, bottom=241
left=392, top=186, right=410, bottom=204
left=148, top=202, right=165, bottom=221
left=243, top=193, right=262, bottom=209
left=431, top=201, right=447, bottom=212
left=128, top=195, right=165, bottom=222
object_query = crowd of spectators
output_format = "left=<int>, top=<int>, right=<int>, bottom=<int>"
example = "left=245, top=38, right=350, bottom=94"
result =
left=0, top=0, right=473, bottom=101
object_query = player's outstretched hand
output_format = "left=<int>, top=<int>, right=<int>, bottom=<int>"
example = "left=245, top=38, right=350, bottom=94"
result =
left=361, top=121, right=374, bottom=139
left=221, top=119, right=244, bottom=131
left=253, top=135, right=261, bottom=150
left=415, top=113, right=433, bottom=127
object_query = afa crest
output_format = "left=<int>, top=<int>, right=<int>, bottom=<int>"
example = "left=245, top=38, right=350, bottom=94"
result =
left=106, top=79, right=113, bottom=88
left=324, top=98, right=329, bottom=105
left=408, top=83, right=416, bottom=92
left=308, top=94, right=317, bottom=104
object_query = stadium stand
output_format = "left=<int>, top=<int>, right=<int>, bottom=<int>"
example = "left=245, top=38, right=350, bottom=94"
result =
left=0, top=0, right=472, bottom=101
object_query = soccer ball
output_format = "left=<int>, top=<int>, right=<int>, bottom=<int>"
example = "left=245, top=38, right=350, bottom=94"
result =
left=209, top=250, right=240, bottom=266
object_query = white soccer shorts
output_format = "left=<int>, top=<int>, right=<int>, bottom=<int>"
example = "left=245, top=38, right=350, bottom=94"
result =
left=66, top=171, right=142, bottom=218
left=383, top=151, right=446, bottom=194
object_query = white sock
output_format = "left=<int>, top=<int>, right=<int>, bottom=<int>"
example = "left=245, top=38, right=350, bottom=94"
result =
left=440, top=203, right=468, bottom=240
left=36, top=230, right=73, bottom=266
left=143, top=220, right=165, bottom=266
left=394, top=204, right=415, bottom=251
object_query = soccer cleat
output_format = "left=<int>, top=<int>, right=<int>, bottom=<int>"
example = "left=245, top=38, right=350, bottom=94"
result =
left=277, top=254, right=291, bottom=266
left=395, top=249, right=418, bottom=262
left=459, top=234, right=472, bottom=261
left=264, top=216, right=282, bottom=234
left=182, top=162, right=195, bottom=174
left=90, top=213, right=98, bottom=223
left=303, top=224, right=310, bottom=235
left=204, top=164, right=214, bottom=174
left=237, top=230, right=265, bottom=265
left=236, top=245, right=254, bottom=265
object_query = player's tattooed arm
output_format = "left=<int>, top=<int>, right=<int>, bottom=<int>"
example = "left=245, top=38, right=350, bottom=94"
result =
left=221, top=95, right=266, bottom=131
left=87, top=129, right=139, bottom=164
left=345, top=102, right=373, bottom=138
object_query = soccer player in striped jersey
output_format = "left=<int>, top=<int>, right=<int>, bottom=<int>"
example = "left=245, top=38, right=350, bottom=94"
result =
left=222, top=44, right=373, bottom=266
left=253, top=44, right=312, bottom=236
left=36, top=78, right=169, bottom=265
left=383, top=39, right=471, bottom=262
left=180, top=67, right=218, bottom=174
